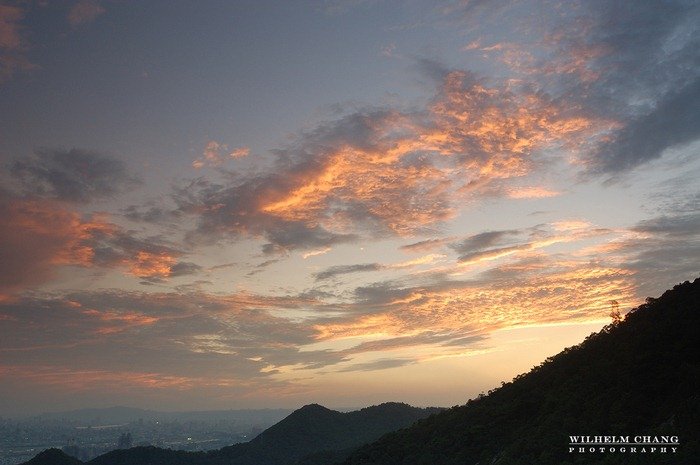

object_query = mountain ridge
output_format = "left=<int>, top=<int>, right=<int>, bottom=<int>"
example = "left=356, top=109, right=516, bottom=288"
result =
left=20, top=403, right=441, bottom=465
left=343, top=278, right=700, bottom=464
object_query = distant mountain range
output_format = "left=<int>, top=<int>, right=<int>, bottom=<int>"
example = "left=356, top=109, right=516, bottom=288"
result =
left=26, top=406, right=294, bottom=426
left=21, top=278, right=700, bottom=465
left=22, top=403, right=441, bottom=465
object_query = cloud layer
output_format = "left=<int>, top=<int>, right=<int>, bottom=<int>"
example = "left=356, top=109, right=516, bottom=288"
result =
left=12, top=148, right=139, bottom=203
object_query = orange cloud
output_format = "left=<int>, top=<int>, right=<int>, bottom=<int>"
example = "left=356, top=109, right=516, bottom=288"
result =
left=230, top=146, right=250, bottom=159
left=229, top=72, right=597, bottom=243
left=313, top=262, right=636, bottom=345
left=507, top=186, right=561, bottom=199
left=127, top=251, right=178, bottom=279
left=193, top=141, right=248, bottom=168
left=0, top=198, right=113, bottom=294
left=0, top=196, right=194, bottom=294
left=80, top=306, right=159, bottom=335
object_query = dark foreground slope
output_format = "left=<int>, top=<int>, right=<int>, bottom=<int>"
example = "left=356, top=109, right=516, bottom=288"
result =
left=21, top=403, right=440, bottom=465
left=344, top=279, right=700, bottom=465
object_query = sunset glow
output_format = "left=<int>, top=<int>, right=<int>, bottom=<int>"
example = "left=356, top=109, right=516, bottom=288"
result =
left=0, top=0, right=698, bottom=415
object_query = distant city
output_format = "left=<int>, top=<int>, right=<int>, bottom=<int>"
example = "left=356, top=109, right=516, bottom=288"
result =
left=0, top=407, right=292, bottom=465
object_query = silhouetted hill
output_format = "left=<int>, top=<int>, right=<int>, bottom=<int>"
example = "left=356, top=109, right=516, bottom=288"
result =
left=206, top=402, right=441, bottom=465
left=344, top=278, right=700, bottom=464
left=21, top=448, right=81, bottom=465
left=19, top=403, right=440, bottom=465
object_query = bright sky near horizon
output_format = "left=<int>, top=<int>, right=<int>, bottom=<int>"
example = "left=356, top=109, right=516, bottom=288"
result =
left=0, top=0, right=698, bottom=416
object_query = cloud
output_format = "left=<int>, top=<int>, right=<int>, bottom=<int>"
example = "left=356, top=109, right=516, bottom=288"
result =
left=230, top=146, right=250, bottom=159
left=302, top=247, right=332, bottom=259
left=11, top=148, right=139, bottom=203
left=506, top=186, right=561, bottom=199
left=449, top=230, right=519, bottom=256
left=0, top=194, right=113, bottom=296
left=68, top=0, right=105, bottom=26
left=0, top=192, right=199, bottom=296
left=554, top=1, right=700, bottom=174
left=589, top=79, right=700, bottom=174
left=448, top=0, right=700, bottom=175
left=615, top=211, right=700, bottom=297
left=455, top=243, right=532, bottom=264
left=314, top=263, right=382, bottom=281
left=400, top=237, right=452, bottom=253
left=87, top=229, right=200, bottom=281
left=444, top=223, right=610, bottom=267
left=192, top=141, right=249, bottom=168
left=313, top=260, right=636, bottom=344
left=169, top=261, right=202, bottom=277
left=314, top=254, right=444, bottom=281
left=178, top=68, right=594, bottom=252
left=0, top=289, right=335, bottom=386
left=122, top=204, right=182, bottom=224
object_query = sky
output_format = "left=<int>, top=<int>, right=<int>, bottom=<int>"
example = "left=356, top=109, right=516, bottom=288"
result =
left=0, top=0, right=698, bottom=416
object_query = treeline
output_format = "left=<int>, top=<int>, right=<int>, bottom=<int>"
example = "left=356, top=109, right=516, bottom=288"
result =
left=343, top=279, right=700, bottom=464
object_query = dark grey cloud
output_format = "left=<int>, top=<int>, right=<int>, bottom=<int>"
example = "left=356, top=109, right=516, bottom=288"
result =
left=11, top=148, right=139, bottom=203
left=455, top=243, right=530, bottom=264
left=622, top=210, right=700, bottom=297
left=246, top=259, right=282, bottom=277
left=122, top=204, right=182, bottom=223
left=567, top=1, right=700, bottom=174
left=592, top=79, right=700, bottom=173
left=314, top=263, right=382, bottom=281
left=168, top=261, right=202, bottom=277
left=414, top=57, right=453, bottom=82
left=262, top=223, right=358, bottom=255
left=85, top=229, right=202, bottom=282
left=449, top=230, right=519, bottom=256
left=633, top=213, right=700, bottom=237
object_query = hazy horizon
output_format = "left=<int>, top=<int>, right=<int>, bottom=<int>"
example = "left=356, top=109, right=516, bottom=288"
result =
left=1, top=1, right=698, bottom=417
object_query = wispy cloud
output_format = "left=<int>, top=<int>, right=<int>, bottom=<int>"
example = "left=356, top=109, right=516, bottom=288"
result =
left=193, top=141, right=249, bottom=168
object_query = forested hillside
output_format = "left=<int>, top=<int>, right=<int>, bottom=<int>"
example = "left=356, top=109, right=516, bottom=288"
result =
left=344, top=279, right=700, bottom=464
